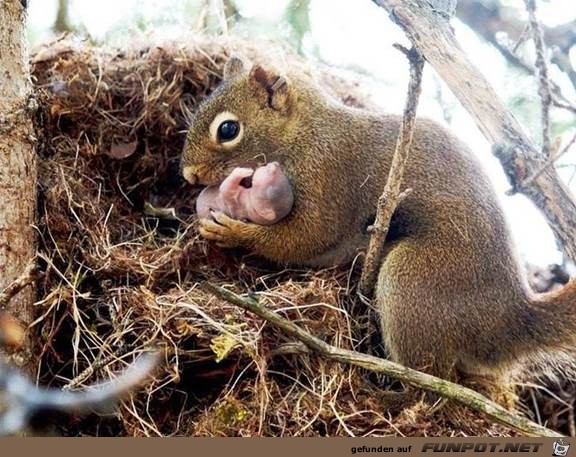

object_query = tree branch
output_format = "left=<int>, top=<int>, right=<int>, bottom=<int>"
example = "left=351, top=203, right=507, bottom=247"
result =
left=457, top=0, right=576, bottom=96
left=203, top=283, right=562, bottom=437
left=359, top=46, right=423, bottom=297
left=373, top=0, right=576, bottom=262
left=524, top=0, right=552, bottom=158
left=0, top=262, right=39, bottom=312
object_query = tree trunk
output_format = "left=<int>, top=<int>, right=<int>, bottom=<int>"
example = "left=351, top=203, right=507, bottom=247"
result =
left=0, top=0, right=37, bottom=367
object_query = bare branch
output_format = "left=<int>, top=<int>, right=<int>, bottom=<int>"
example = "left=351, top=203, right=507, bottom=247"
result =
left=359, top=45, right=424, bottom=297
left=204, top=283, right=562, bottom=437
left=359, top=46, right=424, bottom=297
left=524, top=0, right=552, bottom=158
left=0, top=262, right=39, bottom=312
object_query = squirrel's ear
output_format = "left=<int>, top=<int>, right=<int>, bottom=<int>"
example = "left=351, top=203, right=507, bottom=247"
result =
left=223, top=55, right=247, bottom=80
left=250, top=65, right=290, bottom=113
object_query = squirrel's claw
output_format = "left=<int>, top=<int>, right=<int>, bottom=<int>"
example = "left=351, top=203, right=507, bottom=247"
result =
left=199, top=211, right=253, bottom=248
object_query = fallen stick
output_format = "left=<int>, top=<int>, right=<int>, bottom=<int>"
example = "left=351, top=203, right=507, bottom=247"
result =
left=204, top=282, right=562, bottom=437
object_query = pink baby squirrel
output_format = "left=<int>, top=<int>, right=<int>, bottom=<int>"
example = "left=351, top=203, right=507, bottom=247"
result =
left=196, top=162, right=294, bottom=225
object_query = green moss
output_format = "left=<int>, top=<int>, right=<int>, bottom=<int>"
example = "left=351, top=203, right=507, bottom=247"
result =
left=214, top=399, right=249, bottom=427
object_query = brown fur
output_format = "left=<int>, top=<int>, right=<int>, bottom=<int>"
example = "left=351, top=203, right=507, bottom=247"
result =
left=182, top=56, right=576, bottom=393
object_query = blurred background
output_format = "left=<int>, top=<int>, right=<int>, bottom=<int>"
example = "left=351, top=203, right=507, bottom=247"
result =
left=26, top=0, right=576, bottom=267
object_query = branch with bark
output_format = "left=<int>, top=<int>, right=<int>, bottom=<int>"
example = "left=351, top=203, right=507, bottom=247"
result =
left=204, top=283, right=562, bottom=437
left=0, top=262, right=39, bottom=312
left=372, top=0, right=576, bottom=262
left=359, top=46, right=423, bottom=297
left=524, top=0, right=552, bottom=158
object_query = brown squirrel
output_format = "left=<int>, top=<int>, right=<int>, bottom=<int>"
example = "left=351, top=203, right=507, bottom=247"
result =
left=181, top=55, right=576, bottom=395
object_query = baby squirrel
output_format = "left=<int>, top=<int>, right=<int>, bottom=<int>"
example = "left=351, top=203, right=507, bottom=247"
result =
left=196, top=162, right=294, bottom=225
left=182, top=56, right=576, bottom=393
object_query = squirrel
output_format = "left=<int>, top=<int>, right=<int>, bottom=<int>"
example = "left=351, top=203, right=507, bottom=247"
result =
left=181, top=55, right=576, bottom=397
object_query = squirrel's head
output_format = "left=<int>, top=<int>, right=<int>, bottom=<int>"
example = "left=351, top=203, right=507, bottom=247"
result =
left=181, top=56, right=296, bottom=186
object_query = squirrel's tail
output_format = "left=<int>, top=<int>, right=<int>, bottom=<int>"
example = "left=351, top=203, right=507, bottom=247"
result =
left=521, top=279, right=576, bottom=370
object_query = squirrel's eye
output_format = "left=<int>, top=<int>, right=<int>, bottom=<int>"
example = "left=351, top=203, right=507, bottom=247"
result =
left=217, top=120, right=240, bottom=142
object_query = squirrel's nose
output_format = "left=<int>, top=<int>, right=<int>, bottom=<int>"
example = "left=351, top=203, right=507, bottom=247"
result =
left=182, top=166, right=198, bottom=185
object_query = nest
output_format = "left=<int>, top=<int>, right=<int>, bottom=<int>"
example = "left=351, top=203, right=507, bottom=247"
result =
left=29, top=36, right=571, bottom=436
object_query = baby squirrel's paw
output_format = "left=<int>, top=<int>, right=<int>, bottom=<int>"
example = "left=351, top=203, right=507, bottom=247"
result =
left=199, top=211, right=256, bottom=248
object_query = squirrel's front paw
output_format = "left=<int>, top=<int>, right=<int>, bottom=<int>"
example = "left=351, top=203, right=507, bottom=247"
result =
left=199, top=211, right=255, bottom=248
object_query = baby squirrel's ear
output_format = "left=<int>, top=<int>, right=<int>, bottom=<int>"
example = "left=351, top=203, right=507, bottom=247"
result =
left=250, top=65, right=290, bottom=113
left=223, top=55, right=247, bottom=80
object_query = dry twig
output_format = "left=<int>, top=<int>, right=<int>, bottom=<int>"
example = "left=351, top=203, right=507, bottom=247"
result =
left=204, top=283, right=562, bottom=437
left=359, top=46, right=424, bottom=297
left=524, top=0, right=552, bottom=158
left=0, top=262, right=39, bottom=311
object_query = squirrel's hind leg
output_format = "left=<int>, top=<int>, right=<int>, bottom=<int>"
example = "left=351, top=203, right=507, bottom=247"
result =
left=457, top=370, right=518, bottom=409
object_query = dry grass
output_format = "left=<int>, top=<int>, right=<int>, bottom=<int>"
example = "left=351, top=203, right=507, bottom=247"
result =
left=28, top=35, right=572, bottom=437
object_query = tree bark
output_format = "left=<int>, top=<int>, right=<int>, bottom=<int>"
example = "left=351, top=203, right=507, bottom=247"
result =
left=373, top=0, right=576, bottom=261
left=0, top=0, right=37, bottom=367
